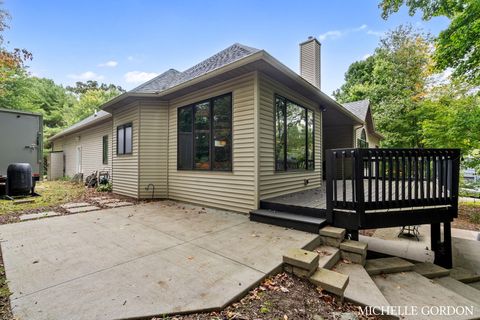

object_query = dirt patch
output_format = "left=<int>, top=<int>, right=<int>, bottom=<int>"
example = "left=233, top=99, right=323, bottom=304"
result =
left=0, top=247, right=12, bottom=320
left=156, top=273, right=380, bottom=320
left=453, top=203, right=480, bottom=231
left=0, top=181, right=144, bottom=225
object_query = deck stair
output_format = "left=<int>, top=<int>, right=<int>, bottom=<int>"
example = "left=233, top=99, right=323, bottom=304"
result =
left=249, top=193, right=327, bottom=233
left=250, top=208, right=326, bottom=233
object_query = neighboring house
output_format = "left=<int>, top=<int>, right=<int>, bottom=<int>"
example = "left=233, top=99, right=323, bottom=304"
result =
left=50, top=37, right=367, bottom=213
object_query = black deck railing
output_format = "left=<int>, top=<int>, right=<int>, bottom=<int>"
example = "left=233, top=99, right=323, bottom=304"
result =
left=325, top=148, right=461, bottom=227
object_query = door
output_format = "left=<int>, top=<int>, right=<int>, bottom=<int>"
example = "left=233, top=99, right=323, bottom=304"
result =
left=76, top=146, right=82, bottom=173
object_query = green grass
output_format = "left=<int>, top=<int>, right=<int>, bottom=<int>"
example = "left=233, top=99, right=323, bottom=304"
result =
left=0, top=180, right=85, bottom=215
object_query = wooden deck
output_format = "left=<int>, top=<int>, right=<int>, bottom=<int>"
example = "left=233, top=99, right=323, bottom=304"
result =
left=261, top=180, right=451, bottom=213
left=261, top=186, right=328, bottom=210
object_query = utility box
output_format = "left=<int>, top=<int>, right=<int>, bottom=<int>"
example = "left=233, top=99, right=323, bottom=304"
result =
left=0, top=109, right=43, bottom=186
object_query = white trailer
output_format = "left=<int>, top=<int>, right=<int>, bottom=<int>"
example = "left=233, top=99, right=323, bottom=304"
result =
left=0, top=109, right=43, bottom=187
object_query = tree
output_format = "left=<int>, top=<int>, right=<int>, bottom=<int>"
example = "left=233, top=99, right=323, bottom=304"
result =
left=66, top=80, right=124, bottom=95
left=379, top=0, right=480, bottom=84
left=65, top=88, right=122, bottom=126
left=418, top=81, right=480, bottom=153
left=334, top=25, right=432, bottom=148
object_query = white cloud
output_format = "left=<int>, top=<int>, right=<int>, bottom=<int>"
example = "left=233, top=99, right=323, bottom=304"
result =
left=124, top=71, right=158, bottom=83
left=318, top=30, right=343, bottom=41
left=98, top=60, right=118, bottom=67
left=127, top=56, right=134, bottom=61
left=319, top=24, right=383, bottom=41
left=366, top=30, right=385, bottom=37
left=362, top=53, right=372, bottom=60
left=68, top=71, right=104, bottom=81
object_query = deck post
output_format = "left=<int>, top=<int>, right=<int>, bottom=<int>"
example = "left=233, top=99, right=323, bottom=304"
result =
left=354, top=149, right=365, bottom=228
left=431, top=221, right=453, bottom=269
left=326, top=150, right=334, bottom=224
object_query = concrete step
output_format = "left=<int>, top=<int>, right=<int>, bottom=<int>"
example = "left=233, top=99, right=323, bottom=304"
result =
left=469, top=281, right=480, bottom=291
left=283, top=248, right=319, bottom=272
left=434, top=277, right=480, bottom=305
left=365, top=257, right=415, bottom=276
left=319, top=226, right=346, bottom=247
left=309, top=267, right=349, bottom=297
left=413, top=262, right=450, bottom=279
left=340, top=240, right=368, bottom=265
left=334, top=261, right=390, bottom=310
left=372, top=271, right=480, bottom=320
left=450, top=266, right=480, bottom=283
left=250, top=209, right=326, bottom=233
left=314, top=245, right=340, bottom=269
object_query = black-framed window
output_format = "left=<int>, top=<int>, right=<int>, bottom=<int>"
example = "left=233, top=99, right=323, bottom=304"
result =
left=102, top=135, right=108, bottom=164
left=178, top=93, right=232, bottom=171
left=275, top=94, right=315, bottom=171
left=117, top=123, right=132, bottom=155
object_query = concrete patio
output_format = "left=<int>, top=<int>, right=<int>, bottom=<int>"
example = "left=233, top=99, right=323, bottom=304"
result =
left=0, top=201, right=318, bottom=320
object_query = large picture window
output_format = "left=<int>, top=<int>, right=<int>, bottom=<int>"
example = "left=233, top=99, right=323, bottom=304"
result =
left=117, top=123, right=132, bottom=155
left=275, top=95, right=314, bottom=171
left=177, top=93, right=232, bottom=171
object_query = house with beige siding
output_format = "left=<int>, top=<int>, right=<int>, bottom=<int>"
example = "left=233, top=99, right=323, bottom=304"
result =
left=49, top=37, right=380, bottom=214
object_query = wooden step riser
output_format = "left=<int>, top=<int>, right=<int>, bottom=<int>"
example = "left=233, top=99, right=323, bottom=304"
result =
left=260, top=201, right=326, bottom=218
left=250, top=213, right=322, bottom=233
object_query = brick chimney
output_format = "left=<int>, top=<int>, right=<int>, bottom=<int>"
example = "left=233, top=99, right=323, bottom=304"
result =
left=299, top=36, right=321, bottom=89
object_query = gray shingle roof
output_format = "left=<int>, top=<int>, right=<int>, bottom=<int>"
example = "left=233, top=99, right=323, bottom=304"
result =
left=341, top=99, right=370, bottom=121
left=49, top=110, right=111, bottom=140
left=130, top=69, right=181, bottom=93
left=131, top=43, right=260, bottom=94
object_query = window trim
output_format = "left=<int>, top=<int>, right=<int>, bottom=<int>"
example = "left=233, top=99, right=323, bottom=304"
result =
left=274, top=94, right=315, bottom=172
left=357, top=128, right=368, bottom=148
left=102, top=135, right=108, bottom=164
left=177, top=93, right=233, bottom=171
left=116, top=123, right=133, bottom=155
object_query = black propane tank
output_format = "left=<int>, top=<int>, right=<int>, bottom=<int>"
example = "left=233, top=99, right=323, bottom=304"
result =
left=6, top=163, right=32, bottom=196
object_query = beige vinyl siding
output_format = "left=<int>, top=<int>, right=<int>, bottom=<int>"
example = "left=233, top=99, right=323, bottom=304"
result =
left=168, top=72, right=256, bottom=213
left=51, top=120, right=112, bottom=179
left=354, top=125, right=380, bottom=148
left=138, top=102, right=168, bottom=198
left=258, top=73, right=322, bottom=200
left=112, top=103, right=140, bottom=198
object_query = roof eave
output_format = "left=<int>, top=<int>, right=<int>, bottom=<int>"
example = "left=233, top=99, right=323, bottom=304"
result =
left=260, top=52, right=363, bottom=125
left=49, top=114, right=112, bottom=141
left=102, top=92, right=158, bottom=112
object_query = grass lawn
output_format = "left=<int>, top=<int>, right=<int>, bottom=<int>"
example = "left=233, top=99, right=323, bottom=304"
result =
left=0, top=180, right=85, bottom=215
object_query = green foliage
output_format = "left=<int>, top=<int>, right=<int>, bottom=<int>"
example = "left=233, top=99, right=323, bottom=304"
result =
left=96, top=182, right=112, bottom=193
left=66, top=80, right=124, bottom=95
left=65, top=86, right=123, bottom=126
left=335, top=25, right=432, bottom=148
left=417, top=81, right=480, bottom=152
left=379, top=0, right=480, bottom=85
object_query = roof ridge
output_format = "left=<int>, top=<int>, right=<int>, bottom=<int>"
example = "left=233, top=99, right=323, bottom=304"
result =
left=130, top=68, right=181, bottom=93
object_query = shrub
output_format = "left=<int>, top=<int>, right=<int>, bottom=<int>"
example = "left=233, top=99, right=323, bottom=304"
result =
left=96, top=182, right=112, bottom=192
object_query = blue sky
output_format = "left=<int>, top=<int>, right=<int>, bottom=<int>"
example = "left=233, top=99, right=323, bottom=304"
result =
left=4, top=0, right=449, bottom=96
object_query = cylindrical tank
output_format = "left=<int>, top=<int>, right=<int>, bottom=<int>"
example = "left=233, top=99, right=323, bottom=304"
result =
left=6, top=163, right=32, bottom=196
